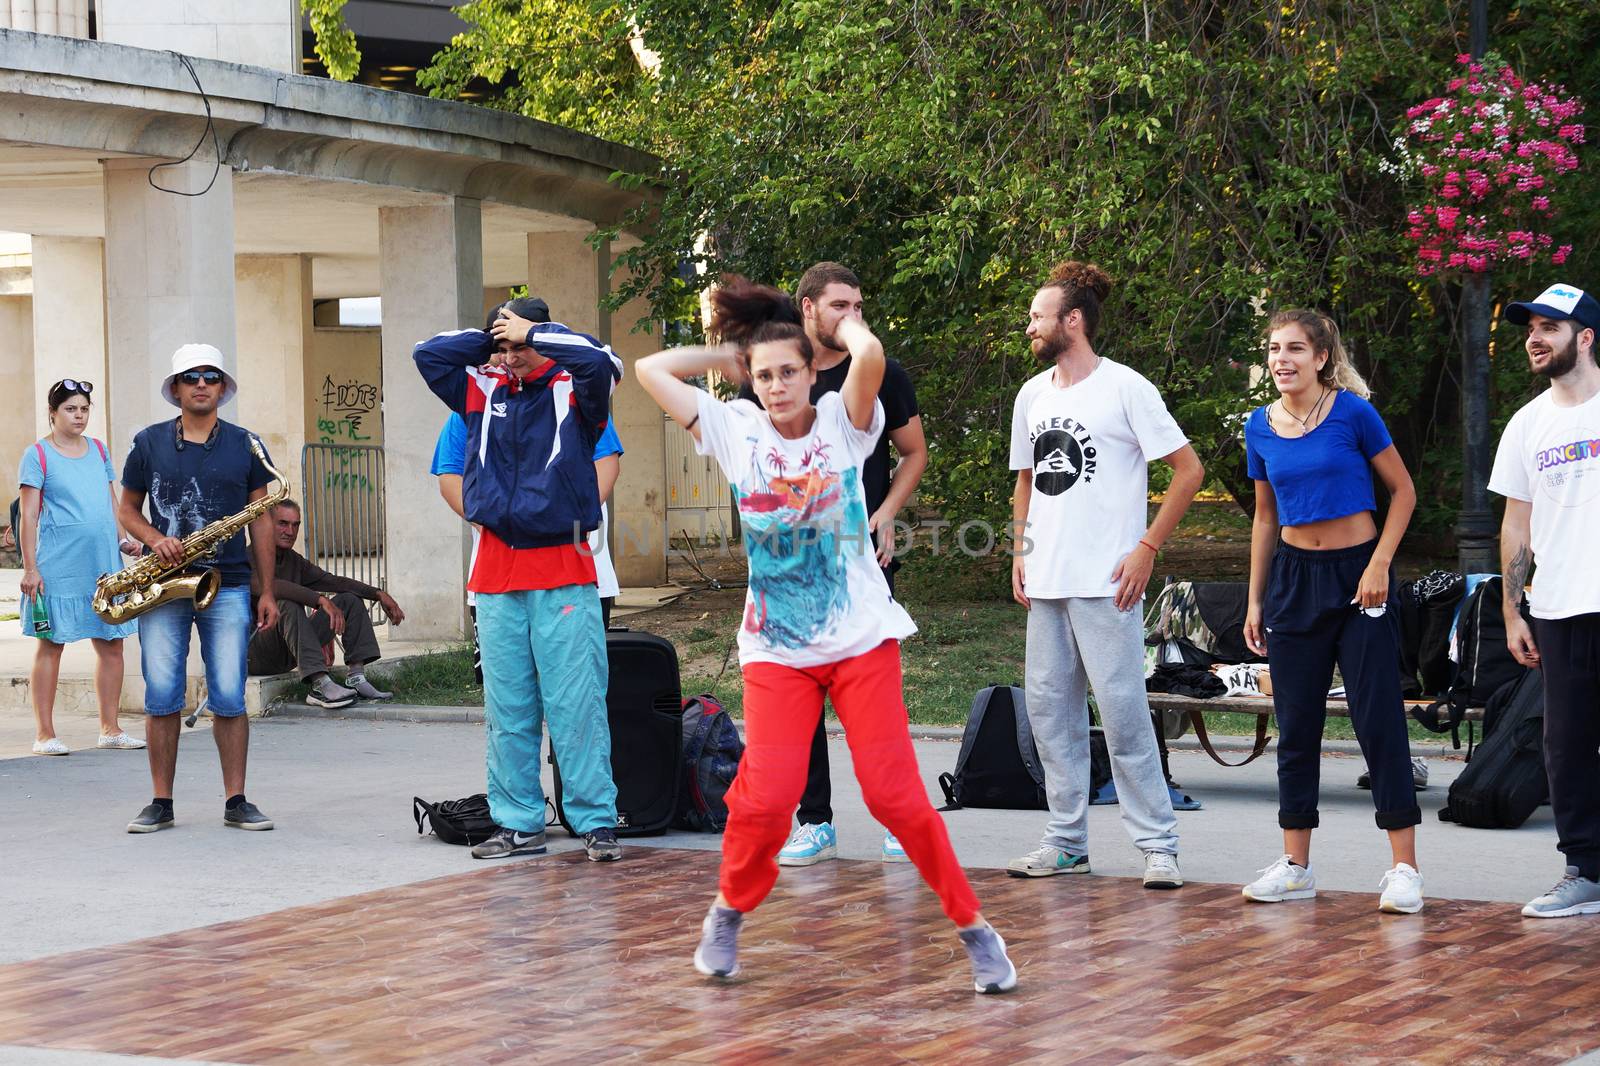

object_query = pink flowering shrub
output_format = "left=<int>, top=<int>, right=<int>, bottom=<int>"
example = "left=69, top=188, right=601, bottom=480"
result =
left=1392, top=54, right=1584, bottom=276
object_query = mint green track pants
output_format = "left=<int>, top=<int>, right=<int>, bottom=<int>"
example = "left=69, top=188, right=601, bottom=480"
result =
left=475, top=585, right=617, bottom=834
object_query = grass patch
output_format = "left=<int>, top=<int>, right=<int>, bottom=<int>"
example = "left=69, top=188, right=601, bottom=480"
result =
left=1195, top=711, right=1450, bottom=744
left=0, top=611, right=17, bottom=622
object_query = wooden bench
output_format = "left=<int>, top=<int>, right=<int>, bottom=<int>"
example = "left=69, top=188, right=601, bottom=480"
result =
left=1145, top=692, right=1483, bottom=767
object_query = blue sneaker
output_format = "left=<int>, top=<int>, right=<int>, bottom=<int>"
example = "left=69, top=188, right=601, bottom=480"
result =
left=693, top=906, right=743, bottom=979
left=881, top=831, right=910, bottom=863
left=777, top=822, right=837, bottom=867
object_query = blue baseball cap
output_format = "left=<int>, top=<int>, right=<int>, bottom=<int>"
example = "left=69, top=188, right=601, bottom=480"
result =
left=1505, top=283, right=1600, bottom=333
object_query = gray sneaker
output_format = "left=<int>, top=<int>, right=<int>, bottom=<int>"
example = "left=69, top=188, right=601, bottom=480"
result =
left=306, top=674, right=357, bottom=709
left=958, top=922, right=1018, bottom=994
left=1007, top=844, right=1090, bottom=877
left=693, top=906, right=743, bottom=978
left=347, top=675, right=393, bottom=700
left=1143, top=850, right=1184, bottom=889
left=1522, top=867, right=1600, bottom=918
left=471, top=827, right=547, bottom=859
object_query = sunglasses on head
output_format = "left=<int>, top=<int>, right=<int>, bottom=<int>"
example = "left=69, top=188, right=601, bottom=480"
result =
left=51, top=378, right=93, bottom=395
left=178, top=370, right=224, bottom=386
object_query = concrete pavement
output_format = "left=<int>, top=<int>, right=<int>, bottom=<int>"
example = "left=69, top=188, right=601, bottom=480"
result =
left=0, top=715, right=1565, bottom=969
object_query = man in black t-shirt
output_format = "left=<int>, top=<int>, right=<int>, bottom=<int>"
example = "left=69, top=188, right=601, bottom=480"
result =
left=118, top=344, right=280, bottom=835
left=736, top=261, right=928, bottom=866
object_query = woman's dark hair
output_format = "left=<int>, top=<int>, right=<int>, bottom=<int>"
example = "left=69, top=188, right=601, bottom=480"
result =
left=47, top=380, right=91, bottom=412
left=1042, top=261, right=1114, bottom=342
left=709, top=277, right=813, bottom=370
left=484, top=295, right=552, bottom=333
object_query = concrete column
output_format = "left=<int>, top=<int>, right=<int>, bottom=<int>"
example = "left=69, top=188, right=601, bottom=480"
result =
left=103, top=158, right=238, bottom=457
left=0, top=294, right=35, bottom=484
left=29, top=236, right=108, bottom=444
left=526, top=230, right=602, bottom=335
left=0, top=0, right=90, bottom=37
left=378, top=199, right=483, bottom=641
left=234, top=255, right=311, bottom=487
left=606, top=244, right=668, bottom=586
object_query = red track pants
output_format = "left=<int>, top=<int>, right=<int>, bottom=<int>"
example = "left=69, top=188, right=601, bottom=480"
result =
left=718, top=640, right=981, bottom=926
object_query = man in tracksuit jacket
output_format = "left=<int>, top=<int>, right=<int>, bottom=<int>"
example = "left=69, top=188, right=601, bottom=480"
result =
left=414, top=296, right=624, bottom=863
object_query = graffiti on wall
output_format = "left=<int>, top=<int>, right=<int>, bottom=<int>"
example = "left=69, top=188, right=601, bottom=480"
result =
left=316, top=374, right=380, bottom=492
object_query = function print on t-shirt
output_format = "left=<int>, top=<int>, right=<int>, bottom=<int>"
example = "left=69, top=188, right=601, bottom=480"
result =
left=1489, top=389, right=1600, bottom=620
left=1008, top=360, right=1188, bottom=600
left=695, top=390, right=916, bottom=667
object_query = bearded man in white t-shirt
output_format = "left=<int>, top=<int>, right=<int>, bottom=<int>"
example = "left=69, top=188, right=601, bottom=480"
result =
left=1489, top=282, right=1600, bottom=920
left=1006, top=260, right=1206, bottom=889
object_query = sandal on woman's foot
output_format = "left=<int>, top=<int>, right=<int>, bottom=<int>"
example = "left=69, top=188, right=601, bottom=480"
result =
left=31, top=738, right=69, bottom=756
left=97, top=732, right=147, bottom=750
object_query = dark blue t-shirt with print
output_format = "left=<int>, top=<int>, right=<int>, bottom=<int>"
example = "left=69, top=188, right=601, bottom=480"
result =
left=121, top=418, right=276, bottom=587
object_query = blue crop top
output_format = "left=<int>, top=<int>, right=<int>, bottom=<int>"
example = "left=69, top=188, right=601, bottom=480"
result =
left=1244, top=391, right=1393, bottom=526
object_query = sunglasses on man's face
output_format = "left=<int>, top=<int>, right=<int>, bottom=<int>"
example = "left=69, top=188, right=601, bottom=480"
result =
left=178, top=370, right=224, bottom=386
left=52, top=378, right=93, bottom=395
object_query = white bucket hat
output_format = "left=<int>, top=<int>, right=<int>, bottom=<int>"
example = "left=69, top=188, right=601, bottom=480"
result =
left=161, top=343, right=237, bottom=408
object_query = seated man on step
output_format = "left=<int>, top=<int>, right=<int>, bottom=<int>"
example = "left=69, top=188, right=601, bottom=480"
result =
left=247, top=499, right=406, bottom=708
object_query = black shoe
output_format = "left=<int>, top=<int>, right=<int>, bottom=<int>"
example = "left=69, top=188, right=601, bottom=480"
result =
left=583, top=827, right=622, bottom=862
left=127, top=804, right=174, bottom=833
left=223, top=801, right=275, bottom=831
left=471, top=827, right=548, bottom=859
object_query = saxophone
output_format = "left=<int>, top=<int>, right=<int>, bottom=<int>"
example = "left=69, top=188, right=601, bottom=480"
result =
left=93, top=435, right=290, bottom=624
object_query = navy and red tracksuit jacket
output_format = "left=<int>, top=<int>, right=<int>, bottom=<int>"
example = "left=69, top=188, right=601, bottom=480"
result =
left=413, top=323, right=622, bottom=548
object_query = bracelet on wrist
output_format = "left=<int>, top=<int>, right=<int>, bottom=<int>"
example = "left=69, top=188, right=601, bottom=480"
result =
left=1139, top=538, right=1160, bottom=554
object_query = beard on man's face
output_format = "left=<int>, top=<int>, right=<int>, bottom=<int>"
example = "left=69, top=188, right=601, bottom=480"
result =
left=1032, top=330, right=1066, bottom=363
left=1532, top=333, right=1581, bottom=380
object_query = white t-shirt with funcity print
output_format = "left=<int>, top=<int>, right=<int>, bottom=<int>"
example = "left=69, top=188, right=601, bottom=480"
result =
left=695, top=389, right=917, bottom=668
left=1008, top=359, right=1188, bottom=600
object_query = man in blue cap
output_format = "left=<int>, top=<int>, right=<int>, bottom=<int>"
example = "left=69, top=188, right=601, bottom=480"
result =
left=1489, top=282, right=1600, bottom=918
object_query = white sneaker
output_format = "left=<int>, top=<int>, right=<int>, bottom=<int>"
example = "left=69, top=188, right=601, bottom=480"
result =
left=31, top=738, right=69, bottom=756
left=776, top=822, right=837, bottom=866
left=1242, top=855, right=1316, bottom=902
left=1143, top=851, right=1184, bottom=889
left=97, top=731, right=146, bottom=750
left=1378, top=862, right=1425, bottom=914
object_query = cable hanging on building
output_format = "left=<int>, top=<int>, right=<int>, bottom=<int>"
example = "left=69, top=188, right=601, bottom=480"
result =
left=147, top=52, right=222, bottom=198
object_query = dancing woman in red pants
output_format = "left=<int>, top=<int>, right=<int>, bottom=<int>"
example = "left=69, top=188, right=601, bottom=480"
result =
left=636, top=279, right=1017, bottom=993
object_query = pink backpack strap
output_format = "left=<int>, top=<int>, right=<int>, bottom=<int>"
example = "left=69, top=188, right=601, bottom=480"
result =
left=92, top=437, right=107, bottom=462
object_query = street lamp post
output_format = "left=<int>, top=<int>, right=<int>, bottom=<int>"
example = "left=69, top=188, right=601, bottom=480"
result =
left=1456, top=0, right=1497, bottom=574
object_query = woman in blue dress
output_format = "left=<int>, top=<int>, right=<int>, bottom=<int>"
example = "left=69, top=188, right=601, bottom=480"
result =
left=18, top=379, right=143, bottom=755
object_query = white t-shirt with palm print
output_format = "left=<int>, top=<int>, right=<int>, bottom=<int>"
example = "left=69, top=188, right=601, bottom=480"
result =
left=695, top=389, right=917, bottom=667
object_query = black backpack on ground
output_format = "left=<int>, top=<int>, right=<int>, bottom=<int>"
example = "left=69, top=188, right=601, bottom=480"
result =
left=1413, top=576, right=1529, bottom=748
left=1439, top=671, right=1548, bottom=829
left=939, top=685, right=1048, bottom=810
left=413, top=794, right=497, bottom=846
left=675, top=693, right=744, bottom=832
left=551, top=629, right=683, bottom=837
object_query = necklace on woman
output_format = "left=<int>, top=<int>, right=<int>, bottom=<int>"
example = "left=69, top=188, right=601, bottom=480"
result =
left=1279, top=386, right=1330, bottom=435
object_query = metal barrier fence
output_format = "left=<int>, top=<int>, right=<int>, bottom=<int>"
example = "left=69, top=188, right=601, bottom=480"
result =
left=300, top=443, right=387, bottom=623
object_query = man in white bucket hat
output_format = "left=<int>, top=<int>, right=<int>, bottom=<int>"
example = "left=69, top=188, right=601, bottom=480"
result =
left=116, top=343, right=280, bottom=834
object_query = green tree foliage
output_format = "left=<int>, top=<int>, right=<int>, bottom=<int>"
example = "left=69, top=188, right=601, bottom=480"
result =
left=310, top=0, right=1600, bottom=541
left=302, top=0, right=360, bottom=81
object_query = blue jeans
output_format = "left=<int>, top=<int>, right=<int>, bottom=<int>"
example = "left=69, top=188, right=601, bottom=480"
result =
left=138, top=585, right=252, bottom=717
left=475, top=585, right=617, bottom=834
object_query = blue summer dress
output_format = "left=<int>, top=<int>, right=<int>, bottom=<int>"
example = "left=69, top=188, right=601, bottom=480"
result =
left=17, top=438, right=136, bottom=642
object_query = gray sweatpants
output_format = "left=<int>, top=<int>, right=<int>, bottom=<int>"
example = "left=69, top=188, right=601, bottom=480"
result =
left=1026, top=596, right=1178, bottom=855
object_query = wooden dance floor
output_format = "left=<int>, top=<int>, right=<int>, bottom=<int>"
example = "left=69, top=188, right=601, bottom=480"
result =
left=0, top=847, right=1595, bottom=1064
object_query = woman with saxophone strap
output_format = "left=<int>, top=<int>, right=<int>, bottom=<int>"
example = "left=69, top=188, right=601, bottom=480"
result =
left=17, top=378, right=144, bottom=755
left=116, top=344, right=281, bottom=835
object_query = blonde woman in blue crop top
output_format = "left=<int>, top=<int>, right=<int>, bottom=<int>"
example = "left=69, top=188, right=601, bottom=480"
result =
left=1239, top=309, right=1425, bottom=915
